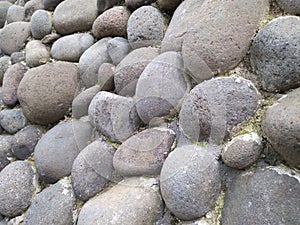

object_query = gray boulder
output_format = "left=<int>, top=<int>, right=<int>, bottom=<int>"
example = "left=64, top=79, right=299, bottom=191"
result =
left=98, top=63, right=115, bottom=91
left=107, top=37, right=132, bottom=65
left=42, top=0, right=63, bottom=10
left=0, top=1, right=12, bottom=28
left=0, top=135, right=13, bottom=171
left=30, top=10, right=52, bottom=40
left=97, top=0, right=124, bottom=14
left=160, top=144, right=222, bottom=220
left=276, top=0, right=300, bottom=14
left=251, top=16, right=300, bottom=92
left=0, top=56, right=10, bottom=85
left=6, top=5, right=25, bottom=23
left=25, top=40, right=50, bottom=67
left=0, top=109, right=27, bottom=134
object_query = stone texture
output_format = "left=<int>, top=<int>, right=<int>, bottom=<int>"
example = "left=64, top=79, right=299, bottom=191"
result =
left=10, top=51, right=25, bottom=64
left=6, top=5, right=25, bottom=23
left=30, top=10, right=52, bottom=40
left=107, top=37, right=132, bottom=65
left=23, top=178, right=76, bottom=225
left=179, top=77, right=261, bottom=144
left=0, top=161, right=35, bottom=217
left=114, top=47, right=159, bottom=96
left=92, top=6, right=130, bottom=39
left=97, top=63, right=115, bottom=91
left=222, top=132, right=262, bottom=169
left=113, top=127, right=176, bottom=176
left=97, top=0, right=123, bottom=14
left=0, top=56, right=10, bottom=85
left=160, top=144, right=222, bottom=220
left=77, top=177, right=163, bottom=225
left=24, top=0, right=43, bottom=21
left=0, top=1, right=12, bottom=28
left=157, top=0, right=182, bottom=11
left=53, top=0, right=98, bottom=35
left=88, top=91, right=141, bottom=143
left=0, top=22, right=30, bottom=55
left=34, top=120, right=93, bottom=183
left=135, top=51, right=189, bottom=124
left=125, top=0, right=156, bottom=9
left=127, top=6, right=165, bottom=49
left=1, top=63, right=27, bottom=107
left=71, top=139, right=115, bottom=201
left=276, top=0, right=300, bottom=14
left=262, top=88, right=300, bottom=169
left=42, top=0, right=63, bottom=10
left=41, top=33, right=61, bottom=45
left=222, top=166, right=300, bottom=225
left=17, top=62, right=78, bottom=125
left=0, top=109, right=27, bottom=134
left=0, top=135, right=13, bottom=171
left=25, top=40, right=50, bottom=67
left=251, top=16, right=300, bottom=92
left=51, top=33, right=94, bottom=62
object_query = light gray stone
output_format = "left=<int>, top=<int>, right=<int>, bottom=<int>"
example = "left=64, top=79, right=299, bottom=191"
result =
left=24, top=0, right=43, bottom=22
left=0, top=1, right=13, bottom=28
left=0, top=135, right=13, bottom=171
left=6, top=5, right=25, bottom=23
left=107, top=37, right=132, bottom=65
left=10, top=51, right=25, bottom=64
left=30, top=10, right=52, bottom=40
left=25, top=40, right=50, bottom=67
left=97, top=63, right=115, bottom=91
left=0, top=56, right=10, bottom=85
left=0, top=109, right=27, bottom=134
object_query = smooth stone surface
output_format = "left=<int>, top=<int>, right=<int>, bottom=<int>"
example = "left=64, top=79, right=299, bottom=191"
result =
left=127, top=6, right=165, bottom=49
left=0, top=135, right=13, bottom=171
left=51, top=33, right=94, bottom=62
left=0, top=161, right=35, bottom=217
left=113, top=127, right=176, bottom=176
left=24, top=0, right=44, bottom=21
left=6, top=5, right=25, bottom=23
left=1, top=63, right=27, bottom=107
left=34, top=120, right=93, bottom=183
left=0, top=109, right=27, bottom=134
left=97, top=0, right=123, bottom=14
left=222, top=133, right=262, bottom=169
left=276, top=0, right=300, bottom=14
left=77, top=177, right=163, bottom=225
left=23, top=178, right=76, bottom=225
left=42, top=0, right=63, bottom=10
left=179, top=77, right=261, bottom=144
left=262, top=88, right=300, bottom=169
left=0, top=1, right=12, bottom=28
left=97, top=63, right=115, bottom=91
left=135, top=51, right=188, bottom=124
left=157, top=0, right=182, bottom=11
left=107, top=37, right=132, bottom=65
left=0, top=56, right=10, bottom=85
left=53, top=0, right=98, bottom=35
left=88, top=91, right=141, bottom=143
left=10, top=51, right=25, bottom=64
left=114, top=47, right=159, bottom=96
left=17, top=62, right=78, bottom=125
left=71, top=139, right=115, bottom=201
left=160, top=144, right=222, bottom=220
left=0, top=22, right=30, bottom=55
left=30, top=10, right=52, bottom=40
left=222, top=166, right=300, bottom=225
left=25, top=40, right=50, bottom=67
left=251, top=16, right=300, bottom=92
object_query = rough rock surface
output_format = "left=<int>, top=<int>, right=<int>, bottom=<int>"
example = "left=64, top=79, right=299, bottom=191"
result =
left=0, top=56, right=10, bottom=85
left=6, top=5, right=25, bottom=24
left=0, top=109, right=27, bottom=134
left=0, top=135, right=13, bottom=171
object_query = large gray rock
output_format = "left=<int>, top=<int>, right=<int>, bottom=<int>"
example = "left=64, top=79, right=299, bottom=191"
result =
left=222, top=166, right=300, bottom=225
left=114, top=47, right=159, bottom=96
left=0, top=161, right=35, bottom=217
left=160, top=144, right=222, bottom=220
left=77, top=177, right=163, bottom=225
left=0, top=56, right=10, bottom=85
left=97, top=0, right=123, bottom=14
left=17, top=62, right=79, bottom=125
left=135, top=51, right=189, bottom=124
left=107, top=37, right=132, bottom=65
left=42, top=0, right=63, bottom=10
left=79, top=38, right=112, bottom=88
left=127, top=6, right=165, bottom=49
left=113, top=127, right=176, bottom=176
left=0, top=22, right=30, bottom=55
left=0, top=135, right=13, bottom=171
left=25, top=40, right=50, bottom=67
left=0, top=109, right=27, bottom=134
left=0, top=1, right=12, bottom=28
left=23, top=178, right=76, bottom=225
left=251, top=16, right=300, bottom=92
left=262, top=88, right=300, bottom=169
left=53, top=0, right=98, bottom=35
left=71, top=139, right=115, bottom=201
left=276, top=0, right=300, bottom=14
left=88, top=91, right=141, bottom=143
left=30, top=10, right=52, bottom=40
left=179, top=77, right=261, bottom=144
left=6, top=5, right=25, bottom=23
left=51, top=33, right=94, bottom=62
left=34, top=120, right=93, bottom=183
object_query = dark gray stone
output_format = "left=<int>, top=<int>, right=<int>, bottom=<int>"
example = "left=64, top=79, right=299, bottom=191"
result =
left=251, top=16, right=300, bottom=92
left=113, top=127, right=176, bottom=176
left=160, top=144, right=222, bottom=220
left=71, top=139, right=115, bottom=201
left=222, top=166, right=300, bottom=225
left=42, top=0, right=63, bottom=10
left=0, top=56, right=10, bottom=85
left=12, top=125, right=42, bottom=160
left=25, top=40, right=50, bottom=67
left=77, top=177, right=163, bottom=225
left=262, top=88, right=300, bottom=169
left=0, top=135, right=13, bottom=171
left=97, top=63, right=115, bottom=91
left=30, top=10, right=52, bottom=40
left=34, top=120, right=93, bottom=183
left=6, top=5, right=25, bottom=24
left=97, top=0, right=124, bottom=14
left=179, top=77, right=261, bottom=144
left=0, top=109, right=27, bottom=134
left=276, top=0, right=300, bottom=14
left=10, top=51, right=25, bottom=64
left=0, top=1, right=13, bottom=28
left=107, top=37, right=132, bottom=65
left=125, top=0, right=156, bottom=9
left=23, top=178, right=76, bottom=225
left=157, top=0, right=182, bottom=11
left=0, top=161, right=35, bottom=217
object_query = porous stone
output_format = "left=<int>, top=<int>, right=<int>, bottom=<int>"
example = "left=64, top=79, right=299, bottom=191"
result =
left=30, top=9, right=52, bottom=40
left=125, top=0, right=156, bottom=9
left=179, top=77, right=261, bottom=144
left=262, top=88, right=300, bottom=169
left=77, top=177, right=163, bottom=225
left=97, top=63, right=115, bottom=91
left=34, top=120, right=93, bottom=183
left=71, top=139, right=115, bottom=201
left=276, top=0, right=300, bottom=14
left=0, top=1, right=13, bottom=28
left=135, top=51, right=189, bottom=124
left=0, top=161, right=35, bottom=217
left=0, top=135, right=13, bottom=171
left=25, top=40, right=50, bottom=67
left=0, top=56, right=10, bottom=85
left=88, top=91, right=141, bottom=143
left=6, top=5, right=25, bottom=23
left=51, top=33, right=94, bottom=62
left=24, top=0, right=43, bottom=21
left=114, top=47, right=159, bottom=96
left=42, top=0, right=63, bottom=10
left=53, top=0, right=98, bottom=35
left=157, top=0, right=182, bottom=11
left=113, top=127, right=176, bottom=176
left=0, top=22, right=30, bottom=55
left=250, top=16, right=300, bottom=92
left=97, top=0, right=123, bottom=14
left=222, top=166, right=300, bottom=225
left=92, top=6, right=130, bottom=39
left=1, top=63, right=27, bottom=107
left=127, top=6, right=165, bottom=49
left=107, top=37, right=132, bottom=65
left=0, top=109, right=27, bottom=134
left=10, top=51, right=25, bottom=64
left=160, top=144, right=222, bottom=220
left=17, top=62, right=78, bottom=125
